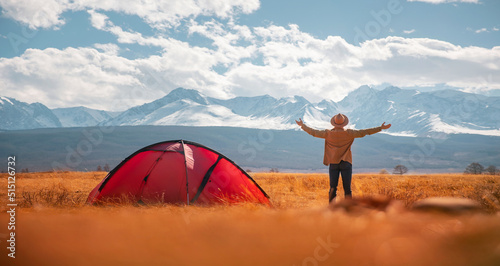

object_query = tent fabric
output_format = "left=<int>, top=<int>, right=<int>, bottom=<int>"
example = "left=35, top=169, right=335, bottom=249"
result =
left=87, top=140, right=270, bottom=205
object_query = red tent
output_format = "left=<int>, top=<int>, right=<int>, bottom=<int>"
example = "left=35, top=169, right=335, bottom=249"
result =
left=87, top=140, right=270, bottom=205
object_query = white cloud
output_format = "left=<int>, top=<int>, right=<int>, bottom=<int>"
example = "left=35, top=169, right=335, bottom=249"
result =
left=77, top=0, right=260, bottom=29
left=475, top=28, right=489, bottom=33
left=403, top=29, right=416, bottom=34
left=0, top=0, right=71, bottom=29
left=88, top=9, right=110, bottom=30
left=93, top=43, right=120, bottom=55
left=188, top=19, right=257, bottom=66
left=407, top=0, right=479, bottom=4
left=0, top=0, right=260, bottom=29
left=0, top=47, right=146, bottom=110
left=349, top=37, right=500, bottom=91
left=468, top=26, right=499, bottom=34
left=224, top=25, right=500, bottom=101
left=0, top=41, right=235, bottom=110
left=1, top=21, right=499, bottom=110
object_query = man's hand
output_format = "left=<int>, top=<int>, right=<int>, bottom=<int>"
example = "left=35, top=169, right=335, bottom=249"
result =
left=295, top=118, right=304, bottom=127
left=381, top=122, right=391, bottom=130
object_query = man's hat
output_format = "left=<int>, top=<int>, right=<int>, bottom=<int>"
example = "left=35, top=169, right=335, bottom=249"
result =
left=331, top=113, right=349, bottom=128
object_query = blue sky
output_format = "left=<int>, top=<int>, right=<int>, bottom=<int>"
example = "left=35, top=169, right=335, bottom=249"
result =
left=0, top=0, right=499, bottom=110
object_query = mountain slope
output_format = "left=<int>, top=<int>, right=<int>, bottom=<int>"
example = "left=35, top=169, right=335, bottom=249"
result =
left=0, top=96, right=61, bottom=130
left=338, top=86, right=500, bottom=137
left=103, top=88, right=334, bottom=129
left=53, top=107, right=119, bottom=127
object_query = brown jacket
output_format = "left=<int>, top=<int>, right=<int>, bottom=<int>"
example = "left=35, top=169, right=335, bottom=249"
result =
left=301, top=124, right=382, bottom=165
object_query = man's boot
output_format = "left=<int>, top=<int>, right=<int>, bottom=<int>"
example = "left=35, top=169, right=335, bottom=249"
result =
left=329, top=188, right=336, bottom=203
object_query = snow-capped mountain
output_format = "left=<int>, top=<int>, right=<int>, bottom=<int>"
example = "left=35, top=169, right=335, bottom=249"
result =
left=0, top=96, right=61, bottom=130
left=0, top=97, right=117, bottom=130
left=102, top=87, right=334, bottom=129
left=2, top=86, right=499, bottom=136
left=338, top=86, right=500, bottom=137
left=102, top=87, right=500, bottom=136
left=52, top=107, right=120, bottom=128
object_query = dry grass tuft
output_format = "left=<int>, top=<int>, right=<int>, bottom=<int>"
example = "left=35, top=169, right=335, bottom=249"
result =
left=20, top=183, right=85, bottom=208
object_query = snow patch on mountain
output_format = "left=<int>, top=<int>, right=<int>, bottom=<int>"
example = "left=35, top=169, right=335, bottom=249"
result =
left=381, top=131, right=418, bottom=137
left=408, top=110, right=426, bottom=119
left=429, top=114, right=500, bottom=136
left=0, top=96, right=14, bottom=105
left=151, top=104, right=290, bottom=129
left=53, top=107, right=118, bottom=127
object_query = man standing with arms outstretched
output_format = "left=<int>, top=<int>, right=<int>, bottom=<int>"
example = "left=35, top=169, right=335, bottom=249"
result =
left=296, top=114, right=391, bottom=203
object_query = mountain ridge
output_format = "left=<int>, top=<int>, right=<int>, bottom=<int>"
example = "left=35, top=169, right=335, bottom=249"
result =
left=1, top=86, right=499, bottom=137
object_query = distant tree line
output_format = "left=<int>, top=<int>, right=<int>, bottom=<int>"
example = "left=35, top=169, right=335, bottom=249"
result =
left=380, top=163, right=499, bottom=175
left=393, top=165, right=408, bottom=175
left=464, top=163, right=499, bottom=175
left=378, top=165, right=409, bottom=175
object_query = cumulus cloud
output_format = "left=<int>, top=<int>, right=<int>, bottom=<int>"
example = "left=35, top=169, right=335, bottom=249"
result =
left=1, top=15, right=499, bottom=110
left=350, top=37, right=500, bottom=90
left=0, top=0, right=260, bottom=29
left=224, top=24, right=500, bottom=101
left=77, top=0, right=260, bottom=29
left=0, top=47, right=236, bottom=110
left=88, top=9, right=110, bottom=30
left=0, top=35, right=236, bottom=109
left=0, top=47, right=147, bottom=110
left=0, top=0, right=70, bottom=29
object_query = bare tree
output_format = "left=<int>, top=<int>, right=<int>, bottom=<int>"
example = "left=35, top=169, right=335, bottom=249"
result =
left=485, top=165, right=497, bottom=175
left=393, top=165, right=408, bottom=175
left=103, top=163, right=110, bottom=172
left=379, top=169, right=389, bottom=175
left=96, top=165, right=103, bottom=171
left=464, top=162, right=484, bottom=175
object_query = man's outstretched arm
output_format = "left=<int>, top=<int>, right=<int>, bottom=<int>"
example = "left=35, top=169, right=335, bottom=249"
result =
left=295, top=118, right=327, bottom=138
left=352, top=122, right=392, bottom=138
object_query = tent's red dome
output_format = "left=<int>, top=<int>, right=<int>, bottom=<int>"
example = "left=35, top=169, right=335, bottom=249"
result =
left=87, top=140, right=270, bottom=205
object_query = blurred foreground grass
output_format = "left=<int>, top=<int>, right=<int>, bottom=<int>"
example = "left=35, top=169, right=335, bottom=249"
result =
left=0, top=172, right=499, bottom=265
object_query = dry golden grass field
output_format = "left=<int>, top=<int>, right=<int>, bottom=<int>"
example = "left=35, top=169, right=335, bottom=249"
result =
left=1, top=171, right=500, bottom=265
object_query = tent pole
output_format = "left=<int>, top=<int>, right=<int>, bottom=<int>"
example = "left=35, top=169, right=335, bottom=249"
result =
left=181, top=140, right=190, bottom=205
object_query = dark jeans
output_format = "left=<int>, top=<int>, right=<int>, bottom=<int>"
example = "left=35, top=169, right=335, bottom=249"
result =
left=328, top=161, right=352, bottom=202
